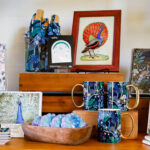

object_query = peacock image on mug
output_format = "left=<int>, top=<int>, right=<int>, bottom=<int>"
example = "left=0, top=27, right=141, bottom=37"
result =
left=72, top=81, right=104, bottom=111
left=107, top=82, right=139, bottom=112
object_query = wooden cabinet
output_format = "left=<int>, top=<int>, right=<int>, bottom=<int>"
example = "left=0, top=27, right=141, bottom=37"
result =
left=19, top=73, right=124, bottom=112
left=19, top=72, right=149, bottom=133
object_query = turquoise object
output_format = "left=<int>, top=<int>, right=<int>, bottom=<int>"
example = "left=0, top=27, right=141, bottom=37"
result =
left=61, top=113, right=86, bottom=128
left=38, top=113, right=55, bottom=127
left=16, top=100, right=24, bottom=124
left=98, top=109, right=121, bottom=143
left=32, top=116, right=42, bottom=126
left=51, top=114, right=65, bottom=128
left=32, top=113, right=86, bottom=128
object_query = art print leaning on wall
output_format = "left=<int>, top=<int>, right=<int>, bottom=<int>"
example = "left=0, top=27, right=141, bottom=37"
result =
left=0, top=43, right=6, bottom=90
left=0, top=91, right=42, bottom=137
left=130, top=48, right=150, bottom=96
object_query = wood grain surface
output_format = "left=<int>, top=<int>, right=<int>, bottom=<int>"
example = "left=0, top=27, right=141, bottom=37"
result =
left=19, top=73, right=124, bottom=91
left=0, top=134, right=149, bottom=150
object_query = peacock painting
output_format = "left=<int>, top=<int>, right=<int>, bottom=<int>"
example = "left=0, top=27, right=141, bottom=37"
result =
left=81, top=22, right=109, bottom=61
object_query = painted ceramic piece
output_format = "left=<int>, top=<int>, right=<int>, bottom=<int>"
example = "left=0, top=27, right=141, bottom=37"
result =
left=98, top=109, right=121, bottom=143
left=61, top=113, right=86, bottom=128
left=83, top=81, right=104, bottom=110
left=107, top=82, right=129, bottom=112
left=48, top=15, right=61, bottom=36
left=38, top=113, right=55, bottom=127
left=51, top=114, right=65, bottom=128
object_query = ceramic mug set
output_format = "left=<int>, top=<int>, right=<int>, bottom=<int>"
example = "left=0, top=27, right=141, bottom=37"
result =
left=71, top=81, right=139, bottom=143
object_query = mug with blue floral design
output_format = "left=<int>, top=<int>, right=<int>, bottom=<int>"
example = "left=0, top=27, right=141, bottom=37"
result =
left=98, top=109, right=134, bottom=143
left=107, top=82, right=139, bottom=112
left=71, top=81, right=104, bottom=111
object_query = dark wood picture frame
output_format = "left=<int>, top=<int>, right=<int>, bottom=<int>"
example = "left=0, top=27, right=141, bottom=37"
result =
left=71, top=10, right=121, bottom=72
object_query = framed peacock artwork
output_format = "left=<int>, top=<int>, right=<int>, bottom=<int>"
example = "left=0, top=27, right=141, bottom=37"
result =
left=71, top=10, right=121, bottom=72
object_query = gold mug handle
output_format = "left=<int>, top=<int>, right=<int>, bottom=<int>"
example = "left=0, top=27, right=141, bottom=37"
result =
left=121, top=112, right=134, bottom=139
left=126, top=84, right=140, bottom=110
left=71, top=84, right=84, bottom=108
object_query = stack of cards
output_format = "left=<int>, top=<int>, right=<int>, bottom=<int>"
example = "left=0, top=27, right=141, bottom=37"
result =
left=0, top=128, right=11, bottom=145
left=142, top=135, right=150, bottom=146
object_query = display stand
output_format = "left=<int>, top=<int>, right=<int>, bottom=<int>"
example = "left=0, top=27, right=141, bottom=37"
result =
left=0, top=72, right=145, bottom=149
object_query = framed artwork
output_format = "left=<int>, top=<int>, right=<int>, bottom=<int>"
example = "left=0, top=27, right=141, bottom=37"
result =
left=0, top=44, right=6, bottom=90
left=71, top=10, right=121, bottom=72
left=48, top=36, right=73, bottom=70
left=0, top=91, right=42, bottom=137
left=130, top=49, right=150, bottom=96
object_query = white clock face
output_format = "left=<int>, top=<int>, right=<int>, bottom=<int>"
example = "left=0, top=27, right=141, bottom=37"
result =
left=51, top=40, right=72, bottom=64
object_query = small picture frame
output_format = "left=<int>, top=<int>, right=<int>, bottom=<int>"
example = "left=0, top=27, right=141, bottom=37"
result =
left=71, top=10, right=121, bottom=72
left=48, top=36, right=73, bottom=70
left=130, top=48, right=150, bottom=96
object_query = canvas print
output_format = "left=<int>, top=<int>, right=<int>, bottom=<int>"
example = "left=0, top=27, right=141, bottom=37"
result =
left=0, top=91, right=42, bottom=137
left=130, top=49, right=150, bottom=95
left=0, top=44, right=6, bottom=90
left=147, top=101, right=150, bottom=134
left=76, top=17, right=114, bottom=66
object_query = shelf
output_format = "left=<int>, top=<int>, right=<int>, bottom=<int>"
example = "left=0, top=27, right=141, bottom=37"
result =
left=0, top=134, right=149, bottom=150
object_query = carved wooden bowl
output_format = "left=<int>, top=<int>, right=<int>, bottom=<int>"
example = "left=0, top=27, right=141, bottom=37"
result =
left=22, top=123, right=92, bottom=145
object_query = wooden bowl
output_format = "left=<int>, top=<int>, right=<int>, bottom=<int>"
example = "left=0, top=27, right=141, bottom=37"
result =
left=73, top=110, right=98, bottom=138
left=22, top=123, right=92, bottom=145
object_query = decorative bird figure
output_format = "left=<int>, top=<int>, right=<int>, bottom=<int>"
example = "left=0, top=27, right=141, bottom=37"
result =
left=16, top=99, right=24, bottom=124
left=82, top=22, right=108, bottom=58
left=48, top=15, right=61, bottom=36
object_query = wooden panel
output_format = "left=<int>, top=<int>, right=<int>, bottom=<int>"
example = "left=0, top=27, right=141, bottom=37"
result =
left=42, top=96, right=82, bottom=113
left=19, top=73, right=124, bottom=91
left=122, top=110, right=138, bottom=139
left=130, top=98, right=150, bottom=133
